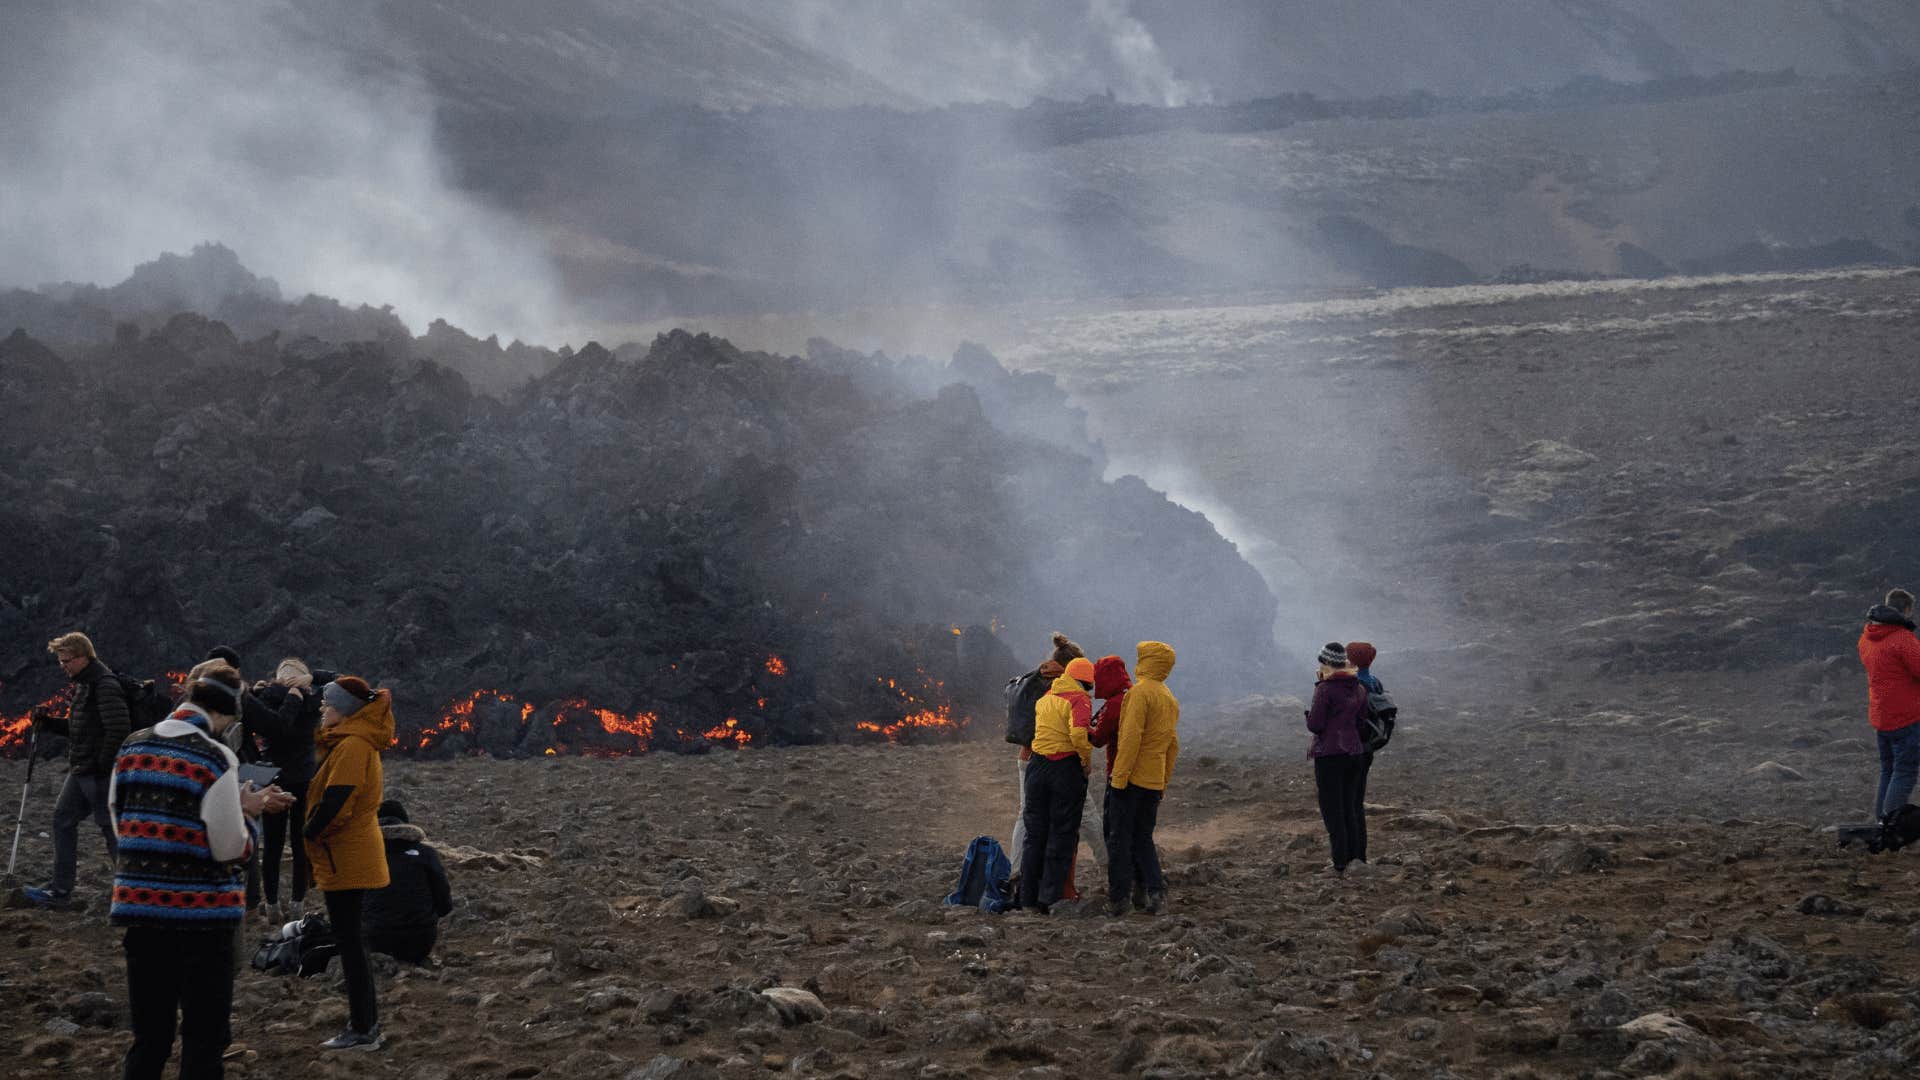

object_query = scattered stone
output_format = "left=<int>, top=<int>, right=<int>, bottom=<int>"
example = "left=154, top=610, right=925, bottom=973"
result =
left=1372, top=907, right=1438, bottom=937
left=759, top=987, right=827, bottom=1026
left=1533, top=839, right=1617, bottom=875
left=1235, top=1029, right=1371, bottom=1072
left=1109, top=1035, right=1149, bottom=1073
left=1745, top=761, right=1806, bottom=782
left=1797, top=894, right=1866, bottom=917
left=1571, top=987, right=1638, bottom=1029
left=623, top=1055, right=707, bottom=1080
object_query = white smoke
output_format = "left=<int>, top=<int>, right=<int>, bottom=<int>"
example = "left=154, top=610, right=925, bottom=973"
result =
left=0, top=0, right=568, bottom=341
left=767, top=0, right=1208, bottom=106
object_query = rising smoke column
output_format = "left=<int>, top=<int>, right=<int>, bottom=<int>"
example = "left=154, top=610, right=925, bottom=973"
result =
left=0, top=0, right=567, bottom=341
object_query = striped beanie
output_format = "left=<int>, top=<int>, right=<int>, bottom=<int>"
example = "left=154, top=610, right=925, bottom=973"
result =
left=1317, top=642, right=1349, bottom=668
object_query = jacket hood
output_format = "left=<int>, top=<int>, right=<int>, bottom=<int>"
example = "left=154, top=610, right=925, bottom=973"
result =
left=1048, top=672, right=1090, bottom=698
left=1093, top=656, right=1132, bottom=699
left=381, top=822, right=426, bottom=844
left=1134, top=641, right=1175, bottom=682
left=317, top=689, right=396, bottom=753
left=1866, top=605, right=1917, bottom=630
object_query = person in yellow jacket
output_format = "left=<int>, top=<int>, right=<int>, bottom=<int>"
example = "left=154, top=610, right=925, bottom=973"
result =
left=305, top=675, right=393, bottom=1052
left=1018, top=656, right=1095, bottom=912
left=1106, top=641, right=1179, bottom=918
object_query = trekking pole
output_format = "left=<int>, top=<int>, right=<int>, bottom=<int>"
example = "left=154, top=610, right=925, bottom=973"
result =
left=6, top=722, right=40, bottom=880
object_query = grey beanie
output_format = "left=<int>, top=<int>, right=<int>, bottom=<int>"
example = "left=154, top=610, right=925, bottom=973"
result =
left=322, top=681, right=367, bottom=715
left=1317, top=642, right=1349, bottom=668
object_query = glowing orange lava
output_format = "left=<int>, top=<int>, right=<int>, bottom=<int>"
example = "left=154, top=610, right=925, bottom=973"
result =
left=0, top=685, right=74, bottom=756
left=702, top=716, right=752, bottom=746
left=859, top=669, right=967, bottom=744
left=765, top=655, right=788, bottom=677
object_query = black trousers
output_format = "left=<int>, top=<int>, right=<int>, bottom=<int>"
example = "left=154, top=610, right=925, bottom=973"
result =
left=1104, top=783, right=1165, bottom=903
left=324, top=889, right=379, bottom=1033
left=368, top=926, right=437, bottom=965
left=260, top=790, right=310, bottom=904
left=1018, top=755, right=1087, bottom=909
left=122, top=925, right=236, bottom=1080
left=1314, top=753, right=1372, bottom=869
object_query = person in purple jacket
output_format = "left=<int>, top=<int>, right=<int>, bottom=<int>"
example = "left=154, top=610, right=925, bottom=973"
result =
left=1304, top=642, right=1371, bottom=876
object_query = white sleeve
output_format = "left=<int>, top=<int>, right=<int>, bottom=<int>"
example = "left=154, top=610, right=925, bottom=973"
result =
left=193, top=736, right=252, bottom=863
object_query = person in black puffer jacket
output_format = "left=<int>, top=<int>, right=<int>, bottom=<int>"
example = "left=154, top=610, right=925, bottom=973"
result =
left=24, top=631, right=131, bottom=910
left=363, top=800, right=453, bottom=965
left=247, top=658, right=334, bottom=917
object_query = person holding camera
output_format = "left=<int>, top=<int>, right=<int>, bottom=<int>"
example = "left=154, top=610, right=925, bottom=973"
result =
left=247, top=657, right=330, bottom=918
left=23, top=631, right=131, bottom=911
left=110, top=662, right=292, bottom=1080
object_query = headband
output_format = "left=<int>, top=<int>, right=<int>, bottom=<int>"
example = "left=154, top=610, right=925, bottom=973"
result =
left=194, top=676, right=241, bottom=704
left=322, top=681, right=370, bottom=715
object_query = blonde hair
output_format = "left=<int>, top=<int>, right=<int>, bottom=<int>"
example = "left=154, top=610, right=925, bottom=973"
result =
left=46, top=631, right=96, bottom=660
left=275, top=657, right=313, bottom=687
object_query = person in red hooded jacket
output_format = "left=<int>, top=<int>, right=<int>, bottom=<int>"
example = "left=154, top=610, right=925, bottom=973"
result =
left=1858, top=588, right=1920, bottom=825
left=1089, top=654, right=1156, bottom=909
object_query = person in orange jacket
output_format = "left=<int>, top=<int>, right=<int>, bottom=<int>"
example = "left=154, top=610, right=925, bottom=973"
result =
left=1019, top=656, right=1095, bottom=912
left=1859, top=588, right=1920, bottom=827
left=305, top=676, right=393, bottom=1051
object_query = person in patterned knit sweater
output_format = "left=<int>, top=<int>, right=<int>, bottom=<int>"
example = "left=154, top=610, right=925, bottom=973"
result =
left=110, top=662, right=292, bottom=1080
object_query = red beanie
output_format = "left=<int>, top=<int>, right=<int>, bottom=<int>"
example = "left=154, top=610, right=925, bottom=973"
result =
left=1346, top=641, right=1378, bottom=669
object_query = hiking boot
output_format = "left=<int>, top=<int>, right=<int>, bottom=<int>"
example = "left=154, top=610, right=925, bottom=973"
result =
left=1143, top=890, right=1167, bottom=915
left=22, top=886, right=82, bottom=912
left=1103, top=898, right=1126, bottom=919
left=321, top=1024, right=383, bottom=1051
left=1130, top=883, right=1148, bottom=911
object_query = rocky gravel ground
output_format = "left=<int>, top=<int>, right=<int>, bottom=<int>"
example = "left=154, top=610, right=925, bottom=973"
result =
left=5, top=733, right=1918, bottom=1079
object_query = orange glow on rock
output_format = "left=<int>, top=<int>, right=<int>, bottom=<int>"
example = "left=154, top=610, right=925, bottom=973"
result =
left=702, top=716, right=752, bottom=746
left=765, top=655, right=788, bottom=677
left=0, top=685, right=75, bottom=756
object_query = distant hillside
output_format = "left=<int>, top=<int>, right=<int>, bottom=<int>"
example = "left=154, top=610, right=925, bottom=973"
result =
left=1132, top=0, right=1920, bottom=101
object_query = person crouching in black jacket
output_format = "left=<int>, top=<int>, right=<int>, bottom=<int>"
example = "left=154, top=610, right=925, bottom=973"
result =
left=363, top=800, right=453, bottom=964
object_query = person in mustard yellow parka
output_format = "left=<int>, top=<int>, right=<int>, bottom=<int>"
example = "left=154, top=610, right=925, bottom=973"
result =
left=305, top=675, right=393, bottom=1052
left=1019, top=656, right=1095, bottom=913
left=1106, top=641, right=1179, bottom=918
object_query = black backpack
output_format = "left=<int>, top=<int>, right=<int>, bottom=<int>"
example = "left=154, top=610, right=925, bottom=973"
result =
left=1880, top=805, right=1920, bottom=852
left=115, top=674, right=174, bottom=730
left=1360, top=683, right=1397, bottom=753
left=251, top=913, right=337, bottom=977
left=1003, top=669, right=1051, bottom=746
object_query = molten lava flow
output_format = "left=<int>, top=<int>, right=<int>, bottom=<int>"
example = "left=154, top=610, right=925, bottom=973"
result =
left=858, top=669, right=968, bottom=743
left=0, top=685, right=74, bottom=757
left=702, top=716, right=752, bottom=747
left=417, top=689, right=516, bottom=752
left=765, top=654, right=788, bottom=677
left=857, top=704, right=959, bottom=743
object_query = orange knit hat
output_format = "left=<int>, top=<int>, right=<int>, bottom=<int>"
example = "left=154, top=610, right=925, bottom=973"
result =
left=1064, top=657, right=1095, bottom=684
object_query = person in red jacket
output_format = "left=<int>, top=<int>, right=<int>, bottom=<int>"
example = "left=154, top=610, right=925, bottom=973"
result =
left=1858, top=588, right=1920, bottom=825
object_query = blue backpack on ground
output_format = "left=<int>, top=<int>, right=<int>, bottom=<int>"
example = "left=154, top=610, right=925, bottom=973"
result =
left=944, top=836, right=1013, bottom=913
